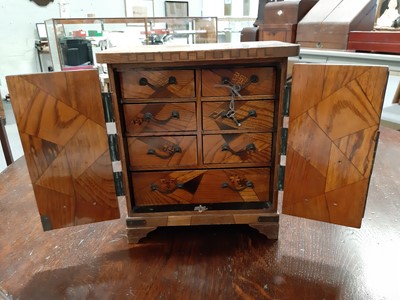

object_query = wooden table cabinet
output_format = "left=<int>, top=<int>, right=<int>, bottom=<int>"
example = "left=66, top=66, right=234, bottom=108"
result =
left=6, top=42, right=388, bottom=243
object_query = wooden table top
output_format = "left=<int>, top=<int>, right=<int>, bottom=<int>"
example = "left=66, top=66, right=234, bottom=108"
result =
left=0, top=127, right=399, bottom=299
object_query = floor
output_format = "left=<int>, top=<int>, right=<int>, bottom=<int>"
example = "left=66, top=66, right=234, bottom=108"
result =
left=1, top=75, right=399, bottom=173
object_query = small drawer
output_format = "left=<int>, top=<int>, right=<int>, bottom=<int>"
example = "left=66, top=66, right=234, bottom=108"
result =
left=201, top=67, right=276, bottom=97
left=127, top=136, right=197, bottom=170
left=259, top=24, right=296, bottom=43
left=120, top=70, right=195, bottom=99
left=202, top=100, right=274, bottom=131
left=203, top=133, right=272, bottom=165
left=132, top=168, right=270, bottom=206
left=123, top=102, right=196, bottom=134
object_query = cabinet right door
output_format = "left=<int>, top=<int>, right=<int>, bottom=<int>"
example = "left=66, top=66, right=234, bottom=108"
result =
left=282, top=64, right=389, bottom=227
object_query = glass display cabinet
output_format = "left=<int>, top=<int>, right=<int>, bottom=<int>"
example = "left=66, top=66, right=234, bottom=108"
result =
left=44, top=17, right=218, bottom=71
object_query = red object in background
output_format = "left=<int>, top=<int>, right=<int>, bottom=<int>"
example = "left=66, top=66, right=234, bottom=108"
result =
left=72, top=30, right=86, bottom=37
left=347, top=31, right=400, bottom=54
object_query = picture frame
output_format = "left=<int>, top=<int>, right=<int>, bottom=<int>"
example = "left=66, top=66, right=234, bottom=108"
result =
left=165, top=1, right=189, bottom=17
left=125, top=0, right=154, bottom=17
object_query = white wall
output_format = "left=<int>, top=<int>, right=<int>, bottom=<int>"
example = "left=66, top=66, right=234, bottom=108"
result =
left=0, top=0, right=125, bottom=96
left=0, top=0, right=256, bottom=95
left=202, top=0, right=258, bottom=17
left=153, top=0, right=203, bottom=17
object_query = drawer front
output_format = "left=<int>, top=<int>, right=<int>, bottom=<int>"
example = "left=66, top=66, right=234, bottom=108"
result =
left=203, top=133, right=272, bottom=165
left=202, top=100, right=274, bottom=131
left=120, top=70, right=195, bottom=99
left=123, top=102, right=196, bottom=134
left=261, top=29, right=288, bottom=42
left=132, top=168, right=270, bottom=206
left=127, top=136, right=197, bottom=170
left=259, top=25, right=296, bottom=43
left=201, top=67, right=276, bottom=97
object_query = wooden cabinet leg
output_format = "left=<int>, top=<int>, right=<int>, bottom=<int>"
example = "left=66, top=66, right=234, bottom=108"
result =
left=249, top=223, right=279, bottom=240
left=126, top=227, right=157, bottom=243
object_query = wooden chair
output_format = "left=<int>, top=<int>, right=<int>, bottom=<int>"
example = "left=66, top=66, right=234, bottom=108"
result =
left=0, top=117, right=13, bottom=166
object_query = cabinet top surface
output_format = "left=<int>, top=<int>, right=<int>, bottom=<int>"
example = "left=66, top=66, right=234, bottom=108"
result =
left=96, top=41, right=300, bottom=64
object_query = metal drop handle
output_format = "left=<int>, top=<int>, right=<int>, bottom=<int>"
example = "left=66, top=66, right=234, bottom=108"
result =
left=147, top=145, right=182, bottom=159
left=139, top=76, right=177, bottom=88
left=221, top=143, right=256, bottom=156
left=221, top=109, right=257, bottom=126
left=151, top=182, right=184, bottom=194
left=143, top=110, right=180, bottom=124
left=221, top=180, right=254, bottom=192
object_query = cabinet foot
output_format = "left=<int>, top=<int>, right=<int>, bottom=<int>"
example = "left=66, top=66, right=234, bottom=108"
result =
left=126, top=210, right=280, bottom=242
left=249, top=223, right=279, bottom=240
left=126, top=227, right=157, bottom=243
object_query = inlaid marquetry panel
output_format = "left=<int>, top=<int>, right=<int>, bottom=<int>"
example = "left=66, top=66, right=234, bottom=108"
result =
left=132, top=168, right=271, bottom=206
left=127, top=136, right=197, bottom=170
left=203, top=133, right=272, bottom=165
left=96, top=42, right=300, bottom=64
left=123, top=102, right=196, bottom=134
left=120, top=70, right=195, bottom=99
left=6, top=70, right=120, bottom=230
left=202, top=100, right=274, bottom=132
left=283, top=64, right=388, bottom=228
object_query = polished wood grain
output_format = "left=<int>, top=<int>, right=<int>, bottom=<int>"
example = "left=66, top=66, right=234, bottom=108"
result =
left=202, top=133, right=272, bottom=165
left=201, top=67, right=276, bottom=97
left=0, top=127, right=399, bottom=299
left=6, top=70, right=120, bottom=230
left=127, top=135, right=198, bottom=170
left=202, top=100, right=274, bottom=132
left=104, top=43, right=289, bottom=242
left=96, top=41, right=300, bottom=64
left=131, top=168, right=271, bottom=206
left=283, top=64, right=389, bottom=228
left=119, top=70, right=195, bottom=99
left=123, top=102, right=197, bottom=134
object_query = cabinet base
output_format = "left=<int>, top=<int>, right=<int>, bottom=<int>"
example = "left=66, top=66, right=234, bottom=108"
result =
left=126, top=210, right=279, bottom=243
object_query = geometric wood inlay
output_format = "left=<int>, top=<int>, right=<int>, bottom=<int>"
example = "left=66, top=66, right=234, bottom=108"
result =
left=132, top=168, right=270, bottom=206
left=283, top=64, right=388, bottom=228
left=6, top=70, right=120, bottom=230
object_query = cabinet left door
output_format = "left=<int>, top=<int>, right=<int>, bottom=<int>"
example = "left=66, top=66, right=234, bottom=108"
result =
left=6, top=70, right=120, bottom=230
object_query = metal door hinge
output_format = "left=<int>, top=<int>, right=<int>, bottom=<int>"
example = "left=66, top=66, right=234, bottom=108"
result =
left=102, top=92, right=125, bottom=197
left=40, top=215, right=52, bottom=231
left=277, top=165, right=285, bottom=191
left=283, top=76, right=292, bottom=117
left=278, top=77, right=291, bottom=191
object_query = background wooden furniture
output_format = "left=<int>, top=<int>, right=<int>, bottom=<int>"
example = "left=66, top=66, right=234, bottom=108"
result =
left=0, top=126, right=399, bottom=299
left=347, top=31, right=400, bottom=54
left=241, top=0, right=317, bottom=42
left=296, top=0, right=377, bottom=49
left=258, top=0, right=319, bottom=43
